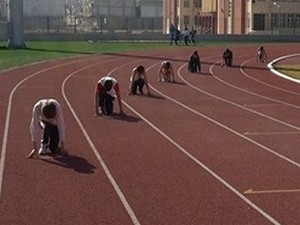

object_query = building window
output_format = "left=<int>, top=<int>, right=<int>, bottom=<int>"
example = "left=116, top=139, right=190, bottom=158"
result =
left=272, top=14, right=279, bottom=27
left=287, top=14, right=293, bottom=27
left=194, top=0, right=202, bottom=8
left=194, top=15, right=200, bottom=25
left=296, top=14, right=300, bottom=26
left=183, top=0, right=190, bottom=7
left=184, top=15, right=190, bottom=25
left=279, top=14, right=286, bottom=27
left=253, top=13, right=265, bottom=30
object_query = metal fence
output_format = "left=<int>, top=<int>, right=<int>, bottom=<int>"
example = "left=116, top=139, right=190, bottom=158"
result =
left=22, top=15, right=163, bottom=34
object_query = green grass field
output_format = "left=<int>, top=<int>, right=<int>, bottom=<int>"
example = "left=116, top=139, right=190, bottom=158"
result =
left=0, top=41, right=175, bottom=71
left=273, top=64, right=300, bottom=80
left=0, top=40, right=261, bottom=71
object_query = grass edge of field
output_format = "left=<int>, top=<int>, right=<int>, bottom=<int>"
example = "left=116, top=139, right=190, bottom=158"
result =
left=273, top=64, right=300, bottom=80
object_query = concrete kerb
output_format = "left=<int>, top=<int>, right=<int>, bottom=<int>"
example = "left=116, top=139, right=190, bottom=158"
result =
left=268, top=53, right=300, bottom=84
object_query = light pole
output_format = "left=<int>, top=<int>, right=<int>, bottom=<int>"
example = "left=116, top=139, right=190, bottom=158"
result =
left=273, top=1, right=281, bottom=34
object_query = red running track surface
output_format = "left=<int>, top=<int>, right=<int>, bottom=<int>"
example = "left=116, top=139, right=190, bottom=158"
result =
left=0, top=43, right=300, bottom=225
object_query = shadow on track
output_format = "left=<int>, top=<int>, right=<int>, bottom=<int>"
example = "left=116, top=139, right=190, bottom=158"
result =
left=24, top=47, right=94, bottom=55
left=100, top=113, right=142, bottom=122
left=38, top=154, right=96, bottom=174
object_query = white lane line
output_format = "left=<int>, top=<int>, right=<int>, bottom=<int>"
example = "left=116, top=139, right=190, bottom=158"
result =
left=121, top=100, right=281, bottom=225
left=62, top=62, right=143, bottom=225
left=62, top=52, right=193, bottom=225
left=268, top=54, right=300, bottom=85
left=238, top=56, right=300, bottom=95
left=213, top=58, right=300, bottom=111
left=244, top=188, right=300, bottom=195
left=0, top=57, right=94, bottom=201
left=179, top=62, right=300, bottom=132
left=244, top=131, right=300, bottom=136
left=114, top=63, right=282, bottom=224
left=243, top=103, right=282, bottom=108
left=240, top=55, right=300, bottom=95
left=176, top=63, right=300, bottom=169
left=60, top=53, right=282, bottom=225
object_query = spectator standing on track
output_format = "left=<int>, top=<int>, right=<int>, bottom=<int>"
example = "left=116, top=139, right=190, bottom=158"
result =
left=128, top=65, right=151, bottom=95
left=256, top=46, right=268, bottom=63
left=95, top=76, right=126, bottom=117
left=183, top=27, right=190, bottom=46
left=222, top=48, right=233, bottom=67
left=158, top=61, right=175, bottom=82
left=188, top=50, right=201, bottom=73
left=175, top=29, right=181, bottom=45
left=169, top=24, right=179, bottom=45
left=190, top=27, right=196, bottom=45
left=28, top=98, right=67, bottom=158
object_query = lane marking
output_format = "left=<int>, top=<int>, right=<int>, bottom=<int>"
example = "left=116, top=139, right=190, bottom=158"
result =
left=121, top=100, right=281, bottom=225
left=109, top=63, right=284, bottom=225
left=244, top=188, right=300, bottom=195
left=243, top=103, right=282, bottom=108
left=59, top=52, right=252, bottom=225
left=62, top=60, right=147, bottom=225
left=244, top=131, right=300, bottom=136
left=175, top=64, right=300, bottom=169
left=214, top=58, right=300, bottom=111
left=268, top=54, right=300, bottom=85
left=61, top=52, right=215, bottom=225
left=241, top=57, right=300, bottom=95
left=178, top=62, right=300, bottom=134
left=0, top=57, right=96, bottom=201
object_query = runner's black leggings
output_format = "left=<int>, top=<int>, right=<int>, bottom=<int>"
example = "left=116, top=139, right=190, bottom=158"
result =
left=40, top=120, right=59, bottom=153
left=131, top=78, right=145, bottom=95
left=99, top=90, right=114, bottom=115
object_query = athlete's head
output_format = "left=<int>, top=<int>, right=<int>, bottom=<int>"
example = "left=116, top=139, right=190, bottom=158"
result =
left=165, top=61, right=171, bottom=69
left=104, top=80, right=113, bottom=91
left=136, top=65, right=145, bottom=73
left=42, top=102, right=57, bottom=119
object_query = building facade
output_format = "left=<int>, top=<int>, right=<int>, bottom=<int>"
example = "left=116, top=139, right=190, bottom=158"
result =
left=252, top=0, right=300, bottom=35
left=163, top=0, right=300, bottom=35
left=1, top=0, right=299, bottom=35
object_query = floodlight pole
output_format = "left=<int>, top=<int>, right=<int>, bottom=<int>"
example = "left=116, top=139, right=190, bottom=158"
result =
left=7, top=0, right=25, bottom=49
left=273, top=2, right=281, bottom=34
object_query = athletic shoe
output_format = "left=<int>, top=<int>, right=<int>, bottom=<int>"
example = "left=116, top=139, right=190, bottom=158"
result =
left=38, top=144, right=51, bottom=155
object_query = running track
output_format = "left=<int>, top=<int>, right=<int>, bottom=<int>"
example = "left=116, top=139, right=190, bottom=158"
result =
left=0, top=43, right=300, bottom=225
